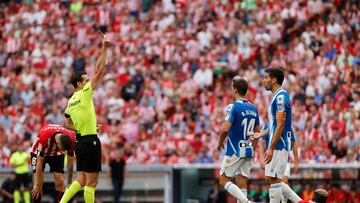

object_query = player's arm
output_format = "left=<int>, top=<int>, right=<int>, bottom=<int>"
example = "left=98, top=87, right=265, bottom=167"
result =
left=258, top=139, right=266, bottom=169
left=265, top=111, right=285, bottom=163
left=251, top=128, right=269, bottom=140
left=217, top=104, right=234, bottom=150
left=292, top=140, right=299, bottom=172
left=32, top=155, right=44, bottom=199
left=251, top=125, right=261, bottom=150
left=217, top=121, right=231, bottom=150
left=91, top=34, right=111, bottom=89
left=66, top=154, right=74, bottom=186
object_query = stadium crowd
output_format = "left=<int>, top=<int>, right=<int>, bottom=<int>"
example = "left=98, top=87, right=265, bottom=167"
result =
left=0, top=0, right=359, bottom=169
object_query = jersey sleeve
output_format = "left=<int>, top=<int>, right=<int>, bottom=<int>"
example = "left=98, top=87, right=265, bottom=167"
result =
left=81, top=82, right=93, bottom=103
left=37, top=134, right=48, bottom=156
left=224, top=104, right=235, bottom=123
left=275, top=94, right=285, bottom=112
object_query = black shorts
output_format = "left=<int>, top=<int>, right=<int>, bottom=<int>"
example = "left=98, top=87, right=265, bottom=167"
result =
left=14, top=173, right=30, bottom=188
left=75, top=134, right=102, bottom=172
left=30, top=153, right=65, bottom=173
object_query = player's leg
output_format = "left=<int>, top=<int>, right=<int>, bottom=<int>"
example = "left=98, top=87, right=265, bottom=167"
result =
left=266, top=150, right=301, bottom=203
left=50, top=155, right=66, bottom=203
left=83, top=135, right=102, bottom=203
left=53, top=173, right=65, bottom=202
left=265, top=150, right=285, bottom=203
left=84, top=172, right=100, bottom=203
left=235, top=175, right=248, bottom=203
left=60, top=139, right=85, bottom=203
left=219, top=155, right=250, bottom=203
left=60, top=171, right=85, bottom=203
left=235, top=158, right=252, bottom=202
left=281, top=162, right=290, bottom=203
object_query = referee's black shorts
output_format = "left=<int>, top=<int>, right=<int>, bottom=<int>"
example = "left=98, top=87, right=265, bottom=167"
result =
left=75, top=134, right=102, bottom=172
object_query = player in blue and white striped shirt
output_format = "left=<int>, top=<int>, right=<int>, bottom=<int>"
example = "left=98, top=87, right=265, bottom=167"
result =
left=261, top=67, right=302, bottom=203
left=217, top=76, right=261, bottom=203
left=258, top=123, right=300, bottom=203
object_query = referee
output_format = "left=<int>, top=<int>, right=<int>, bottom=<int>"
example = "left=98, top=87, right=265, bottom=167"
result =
left=60, top=34, right=110, bottom=203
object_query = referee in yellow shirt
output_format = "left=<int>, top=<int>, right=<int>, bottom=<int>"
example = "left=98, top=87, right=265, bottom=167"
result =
left=60, top=33, right=110, bottom=203
left=10, top=144, right=30, bottom=203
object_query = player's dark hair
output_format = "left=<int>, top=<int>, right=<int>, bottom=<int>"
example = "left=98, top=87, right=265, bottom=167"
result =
left=232, top=76, right=248, bottom=96
left=265, top=67, right=285, bottom=85
left=313, top=189, right=328, bottom=203
left=59, top=134, right=73, bottom=151
left=71, top=71, right=86, bottom=88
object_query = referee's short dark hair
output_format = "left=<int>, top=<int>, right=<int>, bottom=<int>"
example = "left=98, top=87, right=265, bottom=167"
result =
left=232, top=76, right=248, bottom=96
left=313, top=189, right=328, bottom=203
left=71, top=71, right=86, bottom=88
left=59, top=134, right=73, bottom=151
left=265, top=67, right=285, bottom=85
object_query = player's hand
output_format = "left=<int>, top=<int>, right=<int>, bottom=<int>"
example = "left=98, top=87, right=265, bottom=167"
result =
left=31, top=184, right=42, bottom=199
left=294, top=161, right=299, bottom=173
left=250, top=132, right=262, bottom=141
left=264, top=148, right=273, bottom=164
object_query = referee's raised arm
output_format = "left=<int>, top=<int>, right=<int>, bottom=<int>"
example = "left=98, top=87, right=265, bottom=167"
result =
left=91, top=34, right=111, bottom=89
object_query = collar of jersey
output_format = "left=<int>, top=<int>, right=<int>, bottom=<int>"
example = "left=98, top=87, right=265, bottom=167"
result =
left=272, top=88, right=284, bottom=100
left=236, top=99, right=248, bottom=103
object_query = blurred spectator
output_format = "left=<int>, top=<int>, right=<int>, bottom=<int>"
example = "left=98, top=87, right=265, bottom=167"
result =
left=327, top=184, right=347, bottom=203
left=109, top=148, right=127, bottom=203
left=0, top=172, right=16, bottom=203
left=302, top=184, right=314, bottom=201
left=206, top=182, right=227, bottom=203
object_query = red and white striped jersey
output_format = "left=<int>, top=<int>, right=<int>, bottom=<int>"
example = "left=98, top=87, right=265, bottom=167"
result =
left=31, top=125, right=75, bottom=156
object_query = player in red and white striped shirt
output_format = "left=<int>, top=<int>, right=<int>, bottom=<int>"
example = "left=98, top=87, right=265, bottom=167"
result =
left=30, top=124, right=76, bottom=203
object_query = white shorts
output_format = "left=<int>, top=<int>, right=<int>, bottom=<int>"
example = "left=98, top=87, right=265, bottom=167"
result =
left=265, top=149, right=289, bottom=178
left=220, top=155, right=253, bottom=178
left=283, top=162, right=291, bottom=177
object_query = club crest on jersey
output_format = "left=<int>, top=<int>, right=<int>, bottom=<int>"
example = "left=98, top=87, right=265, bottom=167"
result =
left=224, top=104, right=233, bottom=120
left=277, top=95, right=284, bottom=111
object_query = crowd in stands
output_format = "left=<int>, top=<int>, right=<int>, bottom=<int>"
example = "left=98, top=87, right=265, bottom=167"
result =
left=0, top=0, right=359, bottom=167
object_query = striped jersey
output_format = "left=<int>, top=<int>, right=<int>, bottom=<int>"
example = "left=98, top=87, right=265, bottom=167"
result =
left=267, top=88, right=293, bottom=151
left=261, top=123, right=296, bottom=150
left=31, top=124, right=75, bottom=156
left=224, top=99, right=260, bottom=156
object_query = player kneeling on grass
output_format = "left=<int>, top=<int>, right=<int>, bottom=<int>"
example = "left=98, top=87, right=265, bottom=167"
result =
left=217, top=76, right=261, bottom=203
left=31, top=124, right=76, bottom=203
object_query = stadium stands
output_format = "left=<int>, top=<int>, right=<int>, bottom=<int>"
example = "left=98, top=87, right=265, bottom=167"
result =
left=0, top=0, right=359, bottom=171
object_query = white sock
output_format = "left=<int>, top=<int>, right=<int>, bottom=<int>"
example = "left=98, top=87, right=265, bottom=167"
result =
left=281, top=182, right=302, bottom=202
left=269, top=183, right=282, bottom=203
left=224, top=182, right=249, bottom=203
left=237, top=189, right=248, bottom=203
